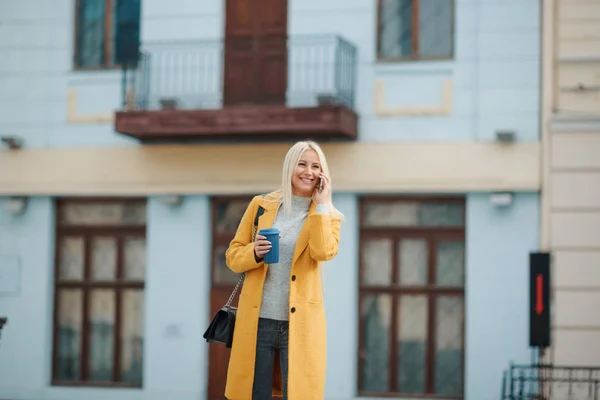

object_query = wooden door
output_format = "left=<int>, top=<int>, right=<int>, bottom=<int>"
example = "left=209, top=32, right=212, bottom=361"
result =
left=223, top=0, right=288, bottom=106
left=208, top=197, right=253, bottom=400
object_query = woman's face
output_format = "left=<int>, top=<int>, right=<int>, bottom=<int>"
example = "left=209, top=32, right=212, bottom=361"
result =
left=292, top=149, right=322, bottom=197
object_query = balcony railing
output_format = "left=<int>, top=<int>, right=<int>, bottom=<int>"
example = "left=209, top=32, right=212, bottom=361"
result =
left=122, top=35, right=357, bottom=112
left=502, top=364, right=600, bottom=400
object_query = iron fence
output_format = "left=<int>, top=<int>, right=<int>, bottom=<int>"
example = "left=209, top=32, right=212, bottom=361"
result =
left=121, top=35, right=357, bottom=111
left=502, top=364, right=600, bottom=400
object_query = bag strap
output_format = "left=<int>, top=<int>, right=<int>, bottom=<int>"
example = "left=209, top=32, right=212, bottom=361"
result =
left=224, top=201, right=265, bottom=310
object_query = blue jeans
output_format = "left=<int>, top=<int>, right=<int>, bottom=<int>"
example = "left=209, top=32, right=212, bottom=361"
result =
left=253, top=318, right=289, bottom=399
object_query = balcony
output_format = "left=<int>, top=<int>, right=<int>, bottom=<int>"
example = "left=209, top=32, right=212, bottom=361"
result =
left=115, top=35, right=358, bottom=142
left=502, top=364, right=600, bottom=400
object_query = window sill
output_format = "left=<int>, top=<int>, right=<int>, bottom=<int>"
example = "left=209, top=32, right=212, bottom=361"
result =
left=72, top=65, right=123, bottom=72
left=374, top=59, right=454, bottom=75
left=358, top=391, right=462, bottom=400
left=376, top=55, right=454, bottom=64
left=52, top=380, right=142, bottom=389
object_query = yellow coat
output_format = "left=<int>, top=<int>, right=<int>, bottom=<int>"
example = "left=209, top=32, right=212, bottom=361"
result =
left=224, top=194, right=341, bottom=400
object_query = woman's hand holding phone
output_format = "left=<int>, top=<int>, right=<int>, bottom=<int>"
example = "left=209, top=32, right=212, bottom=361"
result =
left=313, top=173, right=331, bottom=205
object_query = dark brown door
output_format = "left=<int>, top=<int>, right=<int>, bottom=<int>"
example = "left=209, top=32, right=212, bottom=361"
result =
left=208, top=197, right=253, bottom=400
left=223, top=0, right=288, bottom=105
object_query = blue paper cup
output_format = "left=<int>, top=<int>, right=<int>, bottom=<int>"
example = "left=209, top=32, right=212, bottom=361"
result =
left=259, top=228, right=280, bottom=264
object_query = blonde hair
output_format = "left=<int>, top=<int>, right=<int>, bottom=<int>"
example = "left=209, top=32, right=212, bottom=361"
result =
left=266, top=140, right=344, bottom=220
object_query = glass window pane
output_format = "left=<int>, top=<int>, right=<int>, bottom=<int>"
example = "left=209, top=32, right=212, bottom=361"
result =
left=361, top=294, right=391, bottom=392
left=215, top=199, right=251, bottom=234
left=88, top=289, right=115, bottom=382
left=435, top=296, right=463, bottom=395
left=436, top=240, right=464, bottom=287
left=58, top=237, right=84, bottom=280
left=418, top=0, right=453, bottom=58
left=379, top=0, right=413, bottom=59
left=364, top=202, right=419, bottom=227
left=120, top=289, right=144, bottom=384
left=91, top=237, right=117, bottom=281
left=362, top=238, right=392, bottom=285
left=59, top=202, right=146, bottom=226
left=420, top=203, right=463, bottom=227
left=55, top=289, right=83, bottom=381
left=363, top=201, right=464, bottom=228
left=398, top=295, right=427, bottom=393
left=398, top=238, right=428, bottom=286
left=213, top=244, right=239, bottom=285
left=124, top=236, right=146, bottom=280
left=76, top=0, right=106, bottom=67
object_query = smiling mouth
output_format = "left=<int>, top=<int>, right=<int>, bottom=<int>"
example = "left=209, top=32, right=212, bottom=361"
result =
left=300, top=178, right=314, bottom=184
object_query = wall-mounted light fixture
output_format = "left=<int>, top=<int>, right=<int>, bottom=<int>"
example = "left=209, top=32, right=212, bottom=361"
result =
left=0, top=317, right=7, bottom=340
left=159, top=98, right=180, bottom=110
left=1, top=136, right=23, bottom=150
left=490, top=192, right=513, bottom=207
left=158, top=195, right=183, bottom=207
left=2, top=197, right=28, bottom=215
left=495, top=130, right=516, bottom=143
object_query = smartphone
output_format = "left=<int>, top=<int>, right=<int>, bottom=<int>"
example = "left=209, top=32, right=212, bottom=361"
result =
left=318, top=177, right=324, bottom=193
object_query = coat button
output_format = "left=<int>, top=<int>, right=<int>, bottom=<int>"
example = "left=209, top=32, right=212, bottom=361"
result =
left=291, top=307, right=296, bottom=313
left=291, top=275, right=296, bottom=281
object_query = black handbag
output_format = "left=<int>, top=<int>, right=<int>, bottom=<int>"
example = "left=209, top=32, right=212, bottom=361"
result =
left=203, top=204, right=265, bottom=348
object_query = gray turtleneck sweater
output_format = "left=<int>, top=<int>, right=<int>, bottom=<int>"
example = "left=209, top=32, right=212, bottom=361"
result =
left=260, top=195, right=328, bottom=321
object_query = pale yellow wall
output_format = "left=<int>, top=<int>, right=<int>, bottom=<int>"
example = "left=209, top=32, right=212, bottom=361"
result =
left=555, top=0, right=600, bottom=115
left=548, top=131, right=600, bottom=366
left=0, top=142, right=540, bottom=196
left=542, top=0, right=600, bottom=367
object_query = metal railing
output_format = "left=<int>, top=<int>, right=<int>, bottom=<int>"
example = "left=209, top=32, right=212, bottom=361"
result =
left=502, top=364, right=600, bottom=400
left=122, top=35, right=357, bottom=111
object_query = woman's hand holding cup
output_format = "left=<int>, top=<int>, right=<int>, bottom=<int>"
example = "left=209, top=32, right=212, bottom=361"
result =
left=254, top=235, right=272, bottom=258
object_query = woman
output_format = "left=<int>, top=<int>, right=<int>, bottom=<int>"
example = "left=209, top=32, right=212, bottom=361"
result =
left=224, top=141, right=343, bottom=399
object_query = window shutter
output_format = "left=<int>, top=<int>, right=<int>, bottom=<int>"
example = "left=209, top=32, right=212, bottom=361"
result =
left=115, top=0, right=141, bottom=67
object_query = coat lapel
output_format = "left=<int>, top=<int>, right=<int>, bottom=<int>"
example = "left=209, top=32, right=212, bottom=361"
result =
left=292, top=201, right=316, bottom=265
left=257, top=196, right=280, bottom=234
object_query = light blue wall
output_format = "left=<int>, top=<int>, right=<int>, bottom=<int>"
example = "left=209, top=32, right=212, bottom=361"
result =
left=288, top=0, right=540, bottom=142
left=323, top=194, right=359, bottom=400
left=0, top=0, right=136, bottom=149
left=0, top=193, right=540, bottom=400
left=307, top=192, right=541, bottom=400
left=143, top=196, right=212, bottom=400
left=465, top=192, right=540, bottom=400
left=1, top=0, right=542, bottom=398
left=0, top=196, right=213, bottom=400
left=0, top=0, right=539, bottom=149
left=0, top=198, right=55, bottom=399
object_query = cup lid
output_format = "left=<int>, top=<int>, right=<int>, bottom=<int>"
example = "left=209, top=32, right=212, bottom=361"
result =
left=258, top=228, right=280, bottom=235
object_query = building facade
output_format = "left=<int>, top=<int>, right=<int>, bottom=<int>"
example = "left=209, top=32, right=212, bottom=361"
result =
left=0, top=1, right=541, bottom=400
left=541, top=0, right=600, bottom=367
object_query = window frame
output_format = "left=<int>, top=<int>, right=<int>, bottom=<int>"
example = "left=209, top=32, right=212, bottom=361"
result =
left=210, top=196, right=254, bottom=289
left=376, top=0, right=455, bottom=62
left=357, top=196, right=466, bottom=398
left=73, top=0, right=122, bottom=70
left=51, top=198, right=147, bottom=387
